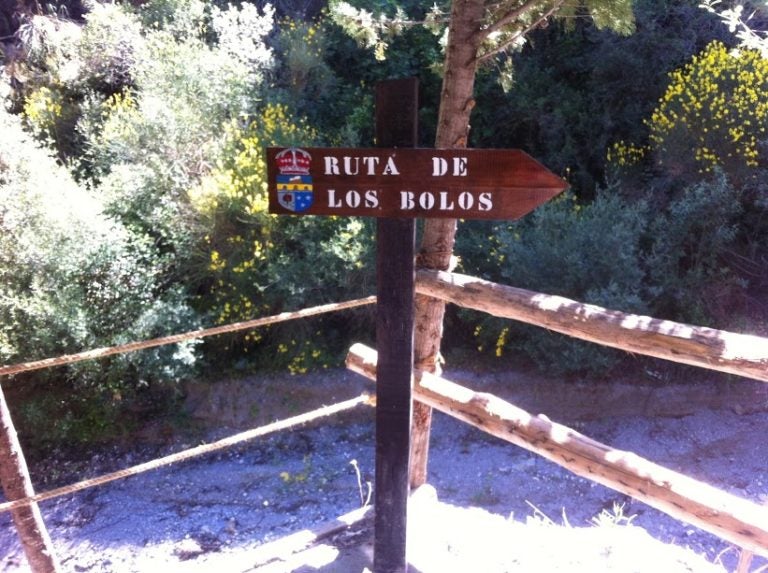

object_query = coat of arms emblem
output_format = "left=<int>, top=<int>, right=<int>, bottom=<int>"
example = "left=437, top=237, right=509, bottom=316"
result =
left=275, top=148, right=313, bottom=213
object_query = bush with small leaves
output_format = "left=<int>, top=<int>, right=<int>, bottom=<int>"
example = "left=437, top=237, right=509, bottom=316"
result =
left=0, top=105, right=199, bottom=446
left=646, top=173, right=745, bottom=325
left=459, top=190, right=648, bottom=376
left=609, top=41, right=768, bottom=184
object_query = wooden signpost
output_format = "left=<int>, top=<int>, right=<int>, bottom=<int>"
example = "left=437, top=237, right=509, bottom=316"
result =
left=267, top=78, right=568, bottom=573
left=371, top=77, right=417, bottom=573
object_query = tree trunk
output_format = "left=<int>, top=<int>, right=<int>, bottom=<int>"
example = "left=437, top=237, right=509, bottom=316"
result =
left=0, top=385, right=60, bottom=572
left=410, top=0, right=485, bottom=489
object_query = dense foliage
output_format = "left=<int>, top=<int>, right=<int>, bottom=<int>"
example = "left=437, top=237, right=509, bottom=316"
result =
left=610, top=40, right=768, bottom=183
left=2, top=0, right=377, bottom=444
left=1, top=0, right=767, bottom=445
left=0, top=105, right=199, bottom=444
left=470, top=0, right=735, bottom=197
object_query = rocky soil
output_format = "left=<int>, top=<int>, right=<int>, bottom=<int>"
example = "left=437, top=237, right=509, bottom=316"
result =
left=1, top=366, right=767, bottom=572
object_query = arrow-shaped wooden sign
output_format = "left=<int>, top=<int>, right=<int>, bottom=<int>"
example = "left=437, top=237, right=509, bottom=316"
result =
left=267, top=147, right=568, bottom=220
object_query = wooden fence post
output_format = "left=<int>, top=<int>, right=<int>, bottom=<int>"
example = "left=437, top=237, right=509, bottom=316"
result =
left=0, top=384, right=60, bottom=572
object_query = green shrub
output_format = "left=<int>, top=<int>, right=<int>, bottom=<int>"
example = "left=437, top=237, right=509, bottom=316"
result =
left=76, top=2, right=144, bottom=93
left=0, top=105, right=199, bottom=446
left=495, top=191, right=648, bottom=307
left=646, top=173, right=744, bottom=325
left=456, top=171, right=763, bottom=375
left=457, top=190, right=649, bottom=376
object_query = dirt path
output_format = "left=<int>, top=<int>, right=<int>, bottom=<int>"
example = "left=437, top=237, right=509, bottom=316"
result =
left=1, top=367, right=767, bottom=572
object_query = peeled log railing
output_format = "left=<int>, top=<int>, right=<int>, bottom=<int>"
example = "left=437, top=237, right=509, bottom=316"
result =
left=346, top=343, right=768, bottom=557
left=415, top=270, right=768, bottom=382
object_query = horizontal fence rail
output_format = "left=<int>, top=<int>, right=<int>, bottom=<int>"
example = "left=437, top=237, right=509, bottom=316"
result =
left=0, top=296, right=376, bottom=573
left=0, top=394, right=373, bottom=515
left=347, top=343, right=768, bottom=557
left=416, top=270, right=768, bottom=383
left=0, top=296, right=376, bottom=379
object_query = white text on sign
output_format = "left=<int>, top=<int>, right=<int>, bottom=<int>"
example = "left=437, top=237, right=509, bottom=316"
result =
left=323, top=153, right=487, bottom=213
left=326, top=189, right=493, bottom=212
left=322, top=155, right=469, bottom=178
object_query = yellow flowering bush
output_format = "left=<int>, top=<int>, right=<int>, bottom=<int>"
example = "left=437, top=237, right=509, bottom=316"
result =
left=190, top=103, right=314, bottom=218
left=192, top=103, right=314, bottom=324
left=609, top=41, right=768, bottom=179
left=23, top=87, right=63, bottom=133
left=192, top=103, right=372, bottom=371
left=605, top=141, right=647, bottom=168
left=22, top=86, right=79, bottom=157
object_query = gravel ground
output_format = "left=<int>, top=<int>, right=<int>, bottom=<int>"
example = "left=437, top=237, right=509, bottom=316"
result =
left=1, top=367, right=767, bottom=572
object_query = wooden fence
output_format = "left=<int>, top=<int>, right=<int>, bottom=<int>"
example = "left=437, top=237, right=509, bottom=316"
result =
left=414, top=270, right=768, bottom=382
left=1, top=270, right=767, bottom=571
left=0, top=297, right=377, bottom=573
left=404, top=269, right=768, bottom=562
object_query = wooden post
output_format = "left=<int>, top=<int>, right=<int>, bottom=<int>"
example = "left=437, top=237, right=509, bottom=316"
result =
left=373, top=78, right=418, bottom=573
left=0, top=385, right=60, bottom=572
left=408, top=0, right=485, bottom=491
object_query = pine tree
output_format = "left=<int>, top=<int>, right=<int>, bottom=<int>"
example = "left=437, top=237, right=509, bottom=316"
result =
left=332, top=0, right=635, bottom=487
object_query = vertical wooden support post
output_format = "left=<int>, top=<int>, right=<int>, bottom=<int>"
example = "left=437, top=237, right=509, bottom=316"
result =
left=373, top=78, right=418, bottom=573
left=0, top=384, right=60, bottom=572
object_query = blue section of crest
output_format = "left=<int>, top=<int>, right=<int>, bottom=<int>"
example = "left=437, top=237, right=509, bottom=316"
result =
left=291, top=192, right=313, bottom=212
left=275, top=172, right=313, bottom=212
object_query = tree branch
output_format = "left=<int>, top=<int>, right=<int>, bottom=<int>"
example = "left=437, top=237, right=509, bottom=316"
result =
left=479, top=0, right=545, bottom=40
left=475, top=0, right=564, bottom=62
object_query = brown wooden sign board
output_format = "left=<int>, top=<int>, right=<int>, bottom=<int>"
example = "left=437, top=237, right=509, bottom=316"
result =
left=267, top=147, right=568, bottom=220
